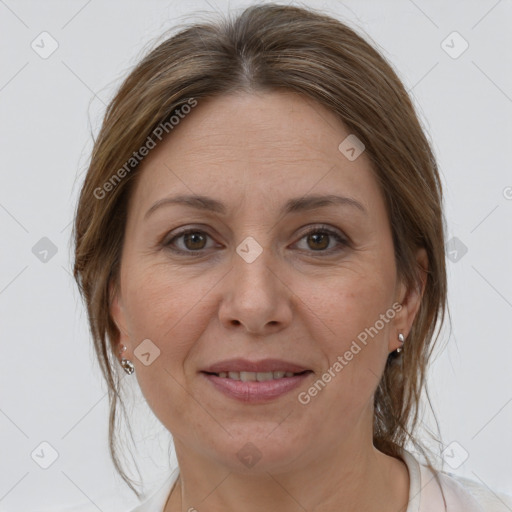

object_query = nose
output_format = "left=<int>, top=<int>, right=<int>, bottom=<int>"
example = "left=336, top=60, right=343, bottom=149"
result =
left=218, top=241, right=293, bottom=335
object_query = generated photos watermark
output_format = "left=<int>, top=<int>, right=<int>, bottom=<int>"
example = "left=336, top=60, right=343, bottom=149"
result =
left=298, top=302, right=403, bottom=405
left=94, top=97, right=198, bottom=200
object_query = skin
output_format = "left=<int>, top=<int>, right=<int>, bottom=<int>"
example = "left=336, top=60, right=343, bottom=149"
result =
left=110, top=90, right=428, bottom=512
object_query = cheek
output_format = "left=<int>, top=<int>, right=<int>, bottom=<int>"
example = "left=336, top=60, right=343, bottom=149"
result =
left=120, top=264, right=210, bottom=430
left=120, top=262, right=213, bottom=380
left=301, top=264, right=395, bottom=400
left=123, top=259, right=207, bottom=335
left=307, top=262, right=395, bottom=343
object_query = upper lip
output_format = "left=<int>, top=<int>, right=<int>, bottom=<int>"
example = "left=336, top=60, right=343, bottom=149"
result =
left=202, top=358, right=311, bottom=374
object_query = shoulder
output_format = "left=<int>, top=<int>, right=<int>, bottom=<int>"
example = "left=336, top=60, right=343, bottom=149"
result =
left=401, top=449, right=512, bottom=512
left=440, top=471, right=512, bottom=512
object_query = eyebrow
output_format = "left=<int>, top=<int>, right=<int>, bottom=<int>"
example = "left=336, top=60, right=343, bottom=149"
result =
left=144, top=193, right=367, bottom=220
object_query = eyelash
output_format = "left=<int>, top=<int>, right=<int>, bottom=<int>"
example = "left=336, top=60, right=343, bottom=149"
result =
left=162, top=225, right=349, bottom=256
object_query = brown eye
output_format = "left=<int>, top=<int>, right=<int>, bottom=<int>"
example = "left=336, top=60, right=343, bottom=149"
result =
left=165, top=229, right=214, bottom=253
left=306, top=232, right=330, bottom=250
left=182, top=232, right=207, bottom=250
left=295, top=226, right=348, bottom=254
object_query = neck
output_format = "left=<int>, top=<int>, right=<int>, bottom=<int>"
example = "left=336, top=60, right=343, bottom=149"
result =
left=164, top=439, right=409, bottom=512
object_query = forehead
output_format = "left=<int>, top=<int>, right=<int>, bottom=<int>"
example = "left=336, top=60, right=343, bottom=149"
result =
left=128, top=91, right=382, bottom=218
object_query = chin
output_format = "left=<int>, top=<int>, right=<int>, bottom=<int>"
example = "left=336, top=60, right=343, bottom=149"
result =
left=206, top=429, right=309, bottom=475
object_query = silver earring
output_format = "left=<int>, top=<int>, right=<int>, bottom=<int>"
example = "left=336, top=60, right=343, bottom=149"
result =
left=396, top=332, right=405, bottom=353
left=119, top=345, right=135, bottom=375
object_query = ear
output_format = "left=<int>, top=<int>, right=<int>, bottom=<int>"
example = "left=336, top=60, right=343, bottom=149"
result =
left=109, top=280, right=131, bottom=356
left=389, top=247, right=428, bottom=352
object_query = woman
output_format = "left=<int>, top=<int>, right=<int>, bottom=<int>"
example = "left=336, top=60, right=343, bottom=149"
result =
left=73, top=3, right=512, bottom=511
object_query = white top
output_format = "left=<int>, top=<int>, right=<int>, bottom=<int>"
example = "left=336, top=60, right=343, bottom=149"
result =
left=130, top=450, right=512, bottom=511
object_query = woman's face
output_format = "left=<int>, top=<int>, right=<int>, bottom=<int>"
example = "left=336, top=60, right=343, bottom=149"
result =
left=111, top=90, right=425, bottom=473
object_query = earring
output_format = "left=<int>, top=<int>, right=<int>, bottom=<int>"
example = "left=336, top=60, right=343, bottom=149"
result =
left=119, top=344, right=135, bottom=375
left=396, top=332, right=405, bottom=353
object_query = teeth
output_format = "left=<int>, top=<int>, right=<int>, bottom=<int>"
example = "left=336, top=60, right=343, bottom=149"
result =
left=216, top=371, right=299, bottom=381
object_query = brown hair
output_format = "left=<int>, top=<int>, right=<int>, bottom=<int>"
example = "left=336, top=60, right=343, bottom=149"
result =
left=73, top=2, right=448, bottom=498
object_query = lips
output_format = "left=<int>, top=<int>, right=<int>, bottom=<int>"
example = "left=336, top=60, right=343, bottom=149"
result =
left=201, top=358, right=310, bottom=374
left=201, top=371, right=312, bottom=403
left=200, top=358, right=313, bottom=403
left=213, top=370, right=305, bottom=382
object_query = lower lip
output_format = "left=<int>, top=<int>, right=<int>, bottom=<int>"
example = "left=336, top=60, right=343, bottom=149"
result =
left=201, top=372, right=312, bottom=403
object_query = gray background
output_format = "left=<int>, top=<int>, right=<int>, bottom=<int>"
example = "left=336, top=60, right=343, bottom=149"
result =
left=0, top=0, right=511, bottom=510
